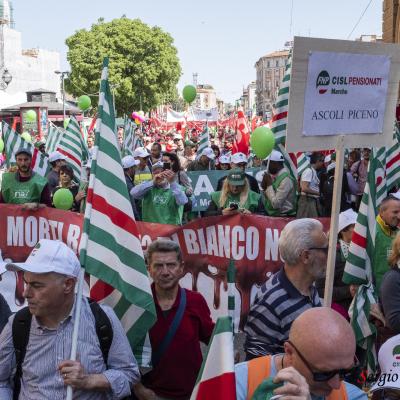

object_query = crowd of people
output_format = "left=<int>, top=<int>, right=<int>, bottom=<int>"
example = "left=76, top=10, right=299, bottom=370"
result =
left=1, top=124, right=400, bottom=400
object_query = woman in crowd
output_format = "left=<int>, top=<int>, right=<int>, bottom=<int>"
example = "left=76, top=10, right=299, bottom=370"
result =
left=162, top=152, right=193, bottom=196
left=205, top=169, right=263, bottom=216
left=218, top=154, right=231, bottom=170
left=316, top=208, right=356, bottom=315
left=52, top=165, right=85, bottom=212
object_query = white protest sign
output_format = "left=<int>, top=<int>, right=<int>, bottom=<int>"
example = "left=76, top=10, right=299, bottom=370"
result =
left=303, top=52, right=390, bottom=136
left=286, top=36, right=400, bottom=152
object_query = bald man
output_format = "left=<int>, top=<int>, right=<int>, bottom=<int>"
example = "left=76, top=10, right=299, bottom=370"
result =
left=236, top=308, right=366, bottom=400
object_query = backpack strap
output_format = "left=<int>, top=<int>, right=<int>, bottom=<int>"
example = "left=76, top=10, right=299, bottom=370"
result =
left=88, top=299, right=113, bottom=365
left=12, top=307, right=32, bottom=400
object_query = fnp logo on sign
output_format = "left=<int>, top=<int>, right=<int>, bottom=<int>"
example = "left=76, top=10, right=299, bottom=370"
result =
left=316, top=70, right=330, bottom=94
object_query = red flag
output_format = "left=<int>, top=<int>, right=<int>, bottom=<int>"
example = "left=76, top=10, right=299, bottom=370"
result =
left=232, top=110, right=250, bottom=155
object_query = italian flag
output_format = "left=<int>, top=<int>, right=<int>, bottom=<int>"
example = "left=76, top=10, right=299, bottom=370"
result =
left=190, top=317, right=236, bottom=400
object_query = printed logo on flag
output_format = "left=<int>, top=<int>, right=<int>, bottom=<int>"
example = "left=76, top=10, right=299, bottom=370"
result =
left=316, top=70, right=330, bottom=94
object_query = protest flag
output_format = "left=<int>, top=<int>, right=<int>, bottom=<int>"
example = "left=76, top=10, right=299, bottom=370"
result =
left=385, top=125, right=400, bottom=190
left=296, top=152, right=310, bottom=177
left=57, top=115, right=88, bottom=182
left=190, top=317, right=236, bottom=400
left=197, top=122, right=210, bottom=157
left=232, top=109, right=250, bottom=155
left=2, top=121, right=49, bottom=176
left=122, top=116, right=134, bottom=156
left=343, top=152, right=387, bottom=373
left=46, top=122, right=64, bottom=153
left=79, top=57, right=156, bottom=364
left=227, top=260, right=236, bottom=332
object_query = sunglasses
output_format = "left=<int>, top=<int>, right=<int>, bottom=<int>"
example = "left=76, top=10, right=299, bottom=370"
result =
left=287, top=340, right=359, bottom=382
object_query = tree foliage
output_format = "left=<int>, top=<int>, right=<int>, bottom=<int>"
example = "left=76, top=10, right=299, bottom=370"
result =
left=65, top=17, right=181, bottom=115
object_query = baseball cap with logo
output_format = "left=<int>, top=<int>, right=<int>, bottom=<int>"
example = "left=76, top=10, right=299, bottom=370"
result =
left=219, top=155, right=231, bottom=164
left=6, top=239, right=80, bottom=278
left=371, top=334, right=400, bottom=392
left=268, top=150, right=284, bottom=162
left=48, top=151, right=67, bottom=163
left=338, top=208, right=357, bottom=234
left=133, top=147, right=150, bottom=158
left=200, top=148, right=215, bottom=160
left=122, top=155, right=139, bottom=169
left=231, top=152, right=248, bottom=164
left=227, top=169, right=246, bottom=186
left=15, top=148, right=32, bottom=158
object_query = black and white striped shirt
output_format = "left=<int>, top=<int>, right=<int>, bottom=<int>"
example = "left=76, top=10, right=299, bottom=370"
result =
left=244, top=267, right=321, bottom=358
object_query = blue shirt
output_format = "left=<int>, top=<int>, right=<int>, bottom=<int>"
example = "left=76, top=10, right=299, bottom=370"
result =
left=235, top=354, right=367, bottom=400
left=0, top=296, right=140, bottom=399
left=244, top=267, right=321, bottom=357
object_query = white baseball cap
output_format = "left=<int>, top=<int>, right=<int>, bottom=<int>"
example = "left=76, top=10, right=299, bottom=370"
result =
left=48, top=151, right=67, bottom=163
left=219, top=155, right=231, bottom=164
left=200, top=148, right=215, bottom=160
left=371, top=334, right=400, bottom=392
left=6, top=239, right=80, bottom=278
left=338, top=208, right=357, bottom=233
left=268, top=150, right=284, bottom=162
left=122, top=155, right=139, bottom=169
left=324, top=155, right=331, bottom=163
left=133, top=147, right=150, bottom=158
left=231, top=152, right=248, bottom=164
left=173, top=133, right=183, bottom=140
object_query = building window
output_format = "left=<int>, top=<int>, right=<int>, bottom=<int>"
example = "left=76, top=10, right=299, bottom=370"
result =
left=275, top=60, right=279, bottom=67
left=267, top=61, right=270, bottom=68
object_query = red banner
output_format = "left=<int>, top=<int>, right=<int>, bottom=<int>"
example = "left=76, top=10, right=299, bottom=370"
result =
left=0, top=205, right=329, bottom=327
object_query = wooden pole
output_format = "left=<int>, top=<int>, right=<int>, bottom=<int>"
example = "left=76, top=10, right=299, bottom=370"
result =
left=323, top=135, right=345, bottom=307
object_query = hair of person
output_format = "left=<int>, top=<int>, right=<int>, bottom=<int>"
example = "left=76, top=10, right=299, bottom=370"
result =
left=310, top=152, right=324, bottom=164
left=279, top=218, right=323, bottom=266
left=389, top=232, right=400, bottom=268
left=338, top=223, right=353, bottom=240
left=162, top=151, right=181, bottom=172
left=152, top=142, right=162, bottom=151
left=146, top=239, right=182, bottom=264
left=379, top=195, right=400, bottom=212
left=349, top=150, right=361, bottom=162
left=59, top=164, right=74, bottom=179
left=219, top=177, right=249, bottom=208
left=211, top=144, right=220, bottom=157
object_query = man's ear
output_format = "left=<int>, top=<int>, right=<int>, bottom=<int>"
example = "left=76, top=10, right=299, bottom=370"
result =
left=64, top=277, right=76, bottom=294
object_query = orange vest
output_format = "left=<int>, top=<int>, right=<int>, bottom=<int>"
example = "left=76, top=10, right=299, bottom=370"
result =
left=246, top=355, right=349, bottom=400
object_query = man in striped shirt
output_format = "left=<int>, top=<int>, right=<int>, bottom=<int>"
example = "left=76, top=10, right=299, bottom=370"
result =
left=244, top=218, right=327, bottom=359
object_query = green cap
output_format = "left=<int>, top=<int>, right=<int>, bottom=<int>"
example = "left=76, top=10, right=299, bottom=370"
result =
left=184, top=140, right=195, bottom=147
left=227, top=169, right=245, bottom=186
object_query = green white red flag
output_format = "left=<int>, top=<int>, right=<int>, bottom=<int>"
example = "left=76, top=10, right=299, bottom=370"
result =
left=79, top=57, right=156, bottom=365
left=190, top=317, right=236, bottom=400
left=343, top=152, right=387, bottom=373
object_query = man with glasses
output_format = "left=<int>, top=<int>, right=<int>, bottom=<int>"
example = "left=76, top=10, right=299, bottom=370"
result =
left=236, top=307, right=366, bottom=399
left=244, top=219, right=326, bottom=359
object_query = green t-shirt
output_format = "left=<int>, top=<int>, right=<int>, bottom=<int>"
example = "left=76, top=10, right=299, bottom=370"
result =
left=211, top=190, right=260, bottom=212
left=142, top=186, right=184, bottom=225
left=1, top=172, right=47, bottom=204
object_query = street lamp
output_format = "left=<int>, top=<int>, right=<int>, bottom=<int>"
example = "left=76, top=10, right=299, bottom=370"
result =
left=55, top=70, right=69, bottom=119
left=0, top=67, right=12, bottom=90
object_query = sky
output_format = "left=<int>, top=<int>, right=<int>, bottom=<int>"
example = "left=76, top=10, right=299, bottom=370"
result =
left=13, top=0, right=383, bottom=103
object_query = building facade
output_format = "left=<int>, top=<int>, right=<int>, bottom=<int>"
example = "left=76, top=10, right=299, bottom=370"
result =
left=383, top=0, right=400, bottom=43
left=195, top=84, right=217, bottom=109
left=255, top=50, right=289, bottom=120
left=0, top=0, right=61, bottom=110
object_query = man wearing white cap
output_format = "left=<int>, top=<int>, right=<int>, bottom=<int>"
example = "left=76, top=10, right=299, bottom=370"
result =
left=0, top=148, right=52, bottom=207
left=262, top=150, right=297, bottom=217
left=0, top=249, right=11, bottom=334
left=131, top=161, right=188, bottom=225
left=122, top=155, right=140, bottom=220
left=0, top=239, right=139, bottom=399
left=133, top=147, right=152, bottom=185
left=47, top=151, right=67, bottom=192
left=216, top=152, right=260, bottom=193
left=187, top=148, right=216, bottom=171
left=219, top=154, right=231, bottom=171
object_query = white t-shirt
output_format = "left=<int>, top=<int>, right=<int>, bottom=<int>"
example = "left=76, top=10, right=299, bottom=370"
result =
left=301, top=167, right=320, bottom=194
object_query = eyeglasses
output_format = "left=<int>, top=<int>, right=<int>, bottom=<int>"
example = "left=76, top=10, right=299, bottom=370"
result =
left=308, top=246, right=329, bottom=254
left=287, top=340, right=359, bottom=382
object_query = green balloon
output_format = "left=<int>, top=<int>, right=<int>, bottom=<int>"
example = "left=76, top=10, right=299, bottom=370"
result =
left=64, top=118, right=70, bottom=129
left=0, top=137, right=3, bottom=153
left=78, top=95, right=91, bottom=111
left=25, top=109, right=36, bottom=122
left=21, top=132, right=32, bottom=143
left=53, top=188, right=74, bottom=210
left=182, top=85, right=197, bottom=103
left=250, top=126, right=275, bottom=159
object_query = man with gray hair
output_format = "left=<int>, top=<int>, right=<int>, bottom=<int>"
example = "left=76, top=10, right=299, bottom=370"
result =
left=244, top=218, right=327, bottom=360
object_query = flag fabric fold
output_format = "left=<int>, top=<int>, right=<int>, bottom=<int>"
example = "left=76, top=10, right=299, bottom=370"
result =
left=232, top=110, right=250, bottom=155
left=197, top=122, right=210, bottom=157
left=46, top=122, right=64, bottom=153
left=79, top=57, right=156, bottom=365
left=190, top=317, right=236, bottom=400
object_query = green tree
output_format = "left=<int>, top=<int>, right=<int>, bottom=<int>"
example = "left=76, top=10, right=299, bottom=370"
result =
left=65, top=17, right=181, bottom=115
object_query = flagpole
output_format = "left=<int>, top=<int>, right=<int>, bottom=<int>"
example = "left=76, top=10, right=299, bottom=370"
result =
left=66, top=266, right=85, bottom=400
left=323, top=135, right=345, bottom=307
